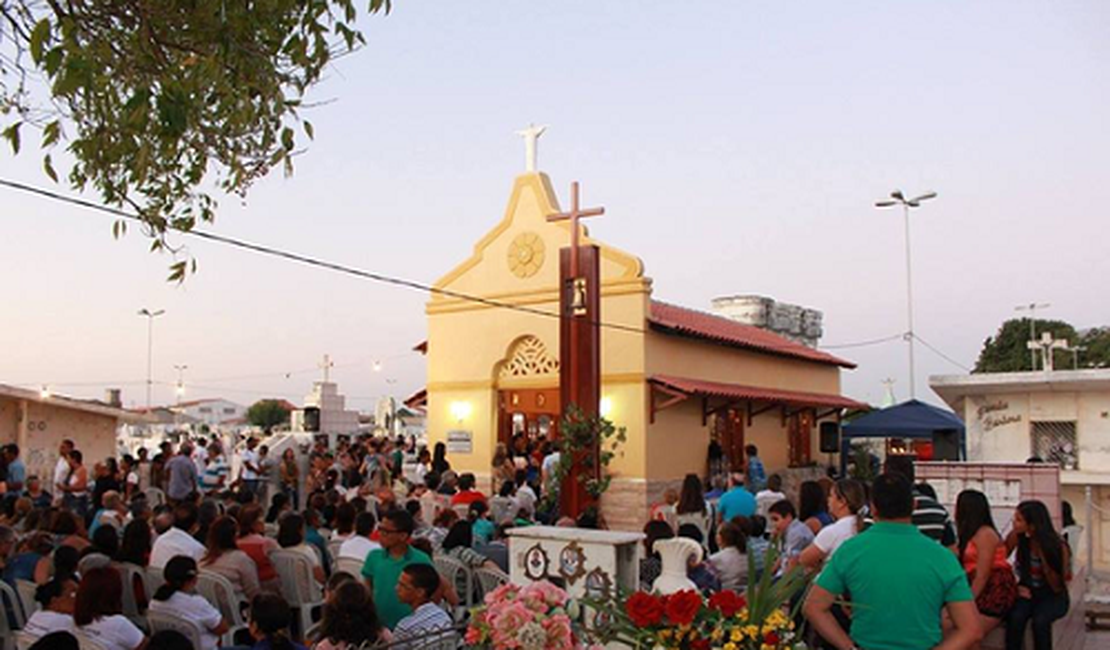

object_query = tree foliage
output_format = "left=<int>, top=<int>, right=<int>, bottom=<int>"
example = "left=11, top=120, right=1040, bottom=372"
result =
left=1, top=0, right=389, bottom=280
left=973, top=318, right=1110, bottom=373
left=246, top=399, right=292, bottom=432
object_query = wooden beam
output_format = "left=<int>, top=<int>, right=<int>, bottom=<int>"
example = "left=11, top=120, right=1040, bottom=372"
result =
left=815, top=408, right=841, bottom=421
left=747, top=402, right=778, bottom=427
left=649, top=383, right=688, bottom=424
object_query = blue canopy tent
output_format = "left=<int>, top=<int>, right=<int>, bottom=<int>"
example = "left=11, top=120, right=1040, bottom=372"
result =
left=840, top=399, right=966, bottom=475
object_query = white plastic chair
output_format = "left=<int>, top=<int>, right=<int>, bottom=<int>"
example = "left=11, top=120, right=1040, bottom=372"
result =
left=472, top=566, right=510, bottom=602
left=148, top=609, right=206, bottom=648
left=145, top=565, right=166, bottom=595
left=143, top=487, right=166, bottom=507
left=14, top=580, right=38, bottom=619
left=0, top=579, right=26, bottom=630
left=197, top=570, right=250, bottom=646
left=13, top=631, right=36, bottom=650
left=116, top=562, right=150, bottom=630
left=433, top=554, right=473, bottom=619
left=327, top=539, right=345, bottom=564
left=271, top=550, right=324, bottom=639
left=335, top=556, right=365, bottom=577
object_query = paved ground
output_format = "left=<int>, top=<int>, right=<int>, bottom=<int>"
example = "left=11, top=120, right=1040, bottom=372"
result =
left=1087, top=630, right=1110, bottom=649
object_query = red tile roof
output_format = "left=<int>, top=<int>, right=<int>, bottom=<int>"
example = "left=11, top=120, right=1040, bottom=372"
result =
left=648, top=301, right=856, bottom=369
left=651, top=374, right=867, bottom=410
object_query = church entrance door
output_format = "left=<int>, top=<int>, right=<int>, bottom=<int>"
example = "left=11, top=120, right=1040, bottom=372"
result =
left=713, top=408, right=746, bottom=474
left=498, top=388, right=561, bottom=450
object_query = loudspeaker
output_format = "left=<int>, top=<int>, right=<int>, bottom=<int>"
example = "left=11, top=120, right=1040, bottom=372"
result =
left=303, top=407, right=321, bottom=432
left=819, top=421, right=840, bottom=453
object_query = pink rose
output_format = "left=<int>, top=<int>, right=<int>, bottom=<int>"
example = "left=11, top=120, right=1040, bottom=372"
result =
left=522, top=580, right=569, bottom=607
left=492, top=601, right=535, bottom=639
left=485, top=582, right=522, bottom=606
left=542, top=613, right=574, bottom=648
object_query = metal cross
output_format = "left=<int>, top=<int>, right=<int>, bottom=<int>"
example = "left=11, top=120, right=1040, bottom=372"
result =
left=546, top=181, right=604, bottom=279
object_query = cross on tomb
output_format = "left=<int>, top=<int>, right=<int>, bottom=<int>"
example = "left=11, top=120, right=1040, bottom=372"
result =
left=319, top=354, right=334, bottom=383
left=1027, top=332, right=1069, bottom=372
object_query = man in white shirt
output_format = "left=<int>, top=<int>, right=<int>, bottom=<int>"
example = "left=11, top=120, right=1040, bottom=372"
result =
left=239, top=437, right=261, bottom=497
left=339, top=511, right=382, bottom=562
left=393, top=564, right=455, bottom=641
left=755, top=473, right=787, bottom=518
left=513, top=470, right=537, bottom=517
left=150, top=501, right=206, bottom=568
left=52, top=439, right=75, bottom=506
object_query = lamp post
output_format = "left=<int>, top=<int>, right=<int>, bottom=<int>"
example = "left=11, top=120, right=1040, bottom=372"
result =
left=875, top=190, right=937, bottom=399
left=138, top=308, right=165, bottom=409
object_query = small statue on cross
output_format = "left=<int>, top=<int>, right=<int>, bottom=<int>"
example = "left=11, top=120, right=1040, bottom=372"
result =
left=515, top=123, right=547, bottom=172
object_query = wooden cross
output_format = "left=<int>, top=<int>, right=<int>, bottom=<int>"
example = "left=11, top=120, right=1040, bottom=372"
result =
left=319, top=354, right=334, bottom=382
left=547, top=181, right=605, bottom=282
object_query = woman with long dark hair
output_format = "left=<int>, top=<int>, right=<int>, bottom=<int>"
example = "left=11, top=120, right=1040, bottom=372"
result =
left=639, top=519, right=674, bottom=590
left=955, top=490, right=1017, bottom=639
left=675, top=474, right=710, bottom=543
left=250, top=593, right=307, bottom=650
left=73, top=566, right=146, bottom=650
left=149, top=556, right=228, bottom=650
left=201, top=515, right=261, bottom=598
left=1004, top=500, right=1070, bottom=650
left=267, top=492, right=291, bottom=525
left=799, top=480, right=833, bottom=534
left=431, top=442, right=450, bottom=475
left=313, top=580, right=389, bottom=649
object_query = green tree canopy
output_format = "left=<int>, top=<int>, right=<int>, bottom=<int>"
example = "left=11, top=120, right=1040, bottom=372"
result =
left=247, top=399, right=292, bottom=432
left=975, top=318, right=1090, bottom=373
left=1, top=0, right=389, bottom=280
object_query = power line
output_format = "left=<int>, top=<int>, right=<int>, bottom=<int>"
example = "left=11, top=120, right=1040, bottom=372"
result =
left=912, top=333, right=972, bottom=372
left=2, top=177, right=902, bottom=358
left=822, top=333, right=903, bottom=349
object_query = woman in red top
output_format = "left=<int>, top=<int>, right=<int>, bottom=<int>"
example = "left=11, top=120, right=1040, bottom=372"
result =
left=236, top=504, right=281, bottom=593
left=955, top=489, right=1017, bottom=638
left=450, top=473, right=488, bottom=507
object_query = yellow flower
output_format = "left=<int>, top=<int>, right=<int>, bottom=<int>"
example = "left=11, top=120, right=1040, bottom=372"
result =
left=745, top=625, right=760, bottom=638
left=730, top=629, right=744, bottom=642
left=711, top=628, right=724, bottom=642
left=659, top=630, right=671, bottom=640
left=723, top=644, right=737, bottom=650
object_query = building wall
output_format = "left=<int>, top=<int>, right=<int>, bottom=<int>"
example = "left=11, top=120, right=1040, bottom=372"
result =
left=0, top=396, right=119, bottom=481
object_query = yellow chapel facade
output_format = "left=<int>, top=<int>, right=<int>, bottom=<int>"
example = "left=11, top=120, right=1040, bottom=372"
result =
left=423, top=172, right=864, bottom=530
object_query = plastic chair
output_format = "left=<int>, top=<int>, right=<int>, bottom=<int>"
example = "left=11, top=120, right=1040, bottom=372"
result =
left=472, top=566, right=509, bottom=602
left=13, top=630, right=36, bottom=650
left=369, top=623, right=465, bottom=650
left=0, top=579, right=26, bottom=629
left=451, top=504, right=470, bottom=520
left=116, top=562, right=150, bottom=629
left=148, top=609, right=206, bottom=648
left=433, top=554, right=473, bottom=619
left=335, top=556, right=364, bottom=577
left=14, top=580, right=38, bottom=619
left=271, top=550, right=324, bottom=640
left=143, top=487, right=166, bottom=507
left=197, top=570, right=250, bottom=646
left=327, top=539, right=345, bottom=564
left=145, top=565, right=166, bottom=595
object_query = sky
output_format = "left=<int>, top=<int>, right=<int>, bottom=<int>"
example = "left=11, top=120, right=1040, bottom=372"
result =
left=2, top=1, right=1108, bottom=411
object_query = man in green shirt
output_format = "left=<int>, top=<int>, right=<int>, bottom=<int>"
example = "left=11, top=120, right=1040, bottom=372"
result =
left=805, top=472, right=982, bottom=650
left=362, top=508, right=457, bottom=629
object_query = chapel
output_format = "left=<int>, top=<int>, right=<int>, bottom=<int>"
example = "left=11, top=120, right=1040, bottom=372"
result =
left=420, top=167, right=864, bottom=530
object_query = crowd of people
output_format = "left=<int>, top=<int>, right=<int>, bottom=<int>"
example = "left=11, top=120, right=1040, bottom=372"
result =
left=643, top=451, right=1076, bottom=650
left=0, top=432, right=1080, bottom=650
left=0, top=432, right=564, bottom=650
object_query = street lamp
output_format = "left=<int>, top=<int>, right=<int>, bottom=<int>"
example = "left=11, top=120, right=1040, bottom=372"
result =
left=875, top=189, right=937, bottom=399
left=138, top=308, right=166, bottom=409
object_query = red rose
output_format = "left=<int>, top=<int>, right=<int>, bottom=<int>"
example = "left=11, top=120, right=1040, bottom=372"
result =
left=663, top=589, right=702, bottom=626
left=708, top=590, right=746, bottom=618
left=625, top=592, right=665, bottom=627
left=764, top=630, right=781, bottom=645
left=690, top=638, right=711, bottom=650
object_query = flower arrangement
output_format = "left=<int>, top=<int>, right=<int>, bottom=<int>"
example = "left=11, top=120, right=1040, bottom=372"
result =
left=465, top=581, right=585, bottom=650
left=586, top=544, right=810, bottom=650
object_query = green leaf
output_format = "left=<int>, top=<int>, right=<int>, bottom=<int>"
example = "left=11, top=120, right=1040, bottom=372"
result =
left=281, top=126, right=295, bottom=151
left=2, top=123, right=22, bottom=154
left=44, top=47, right=64, bottom=76
left=303, top=120, right=314, bottom=140
left=43, top=154, right=59, bottom=183
left=112, top=219, right=128, bottom=239
left=30, top=20, right=51, bottom=64
left=42, top=121, right=61, bottom=148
